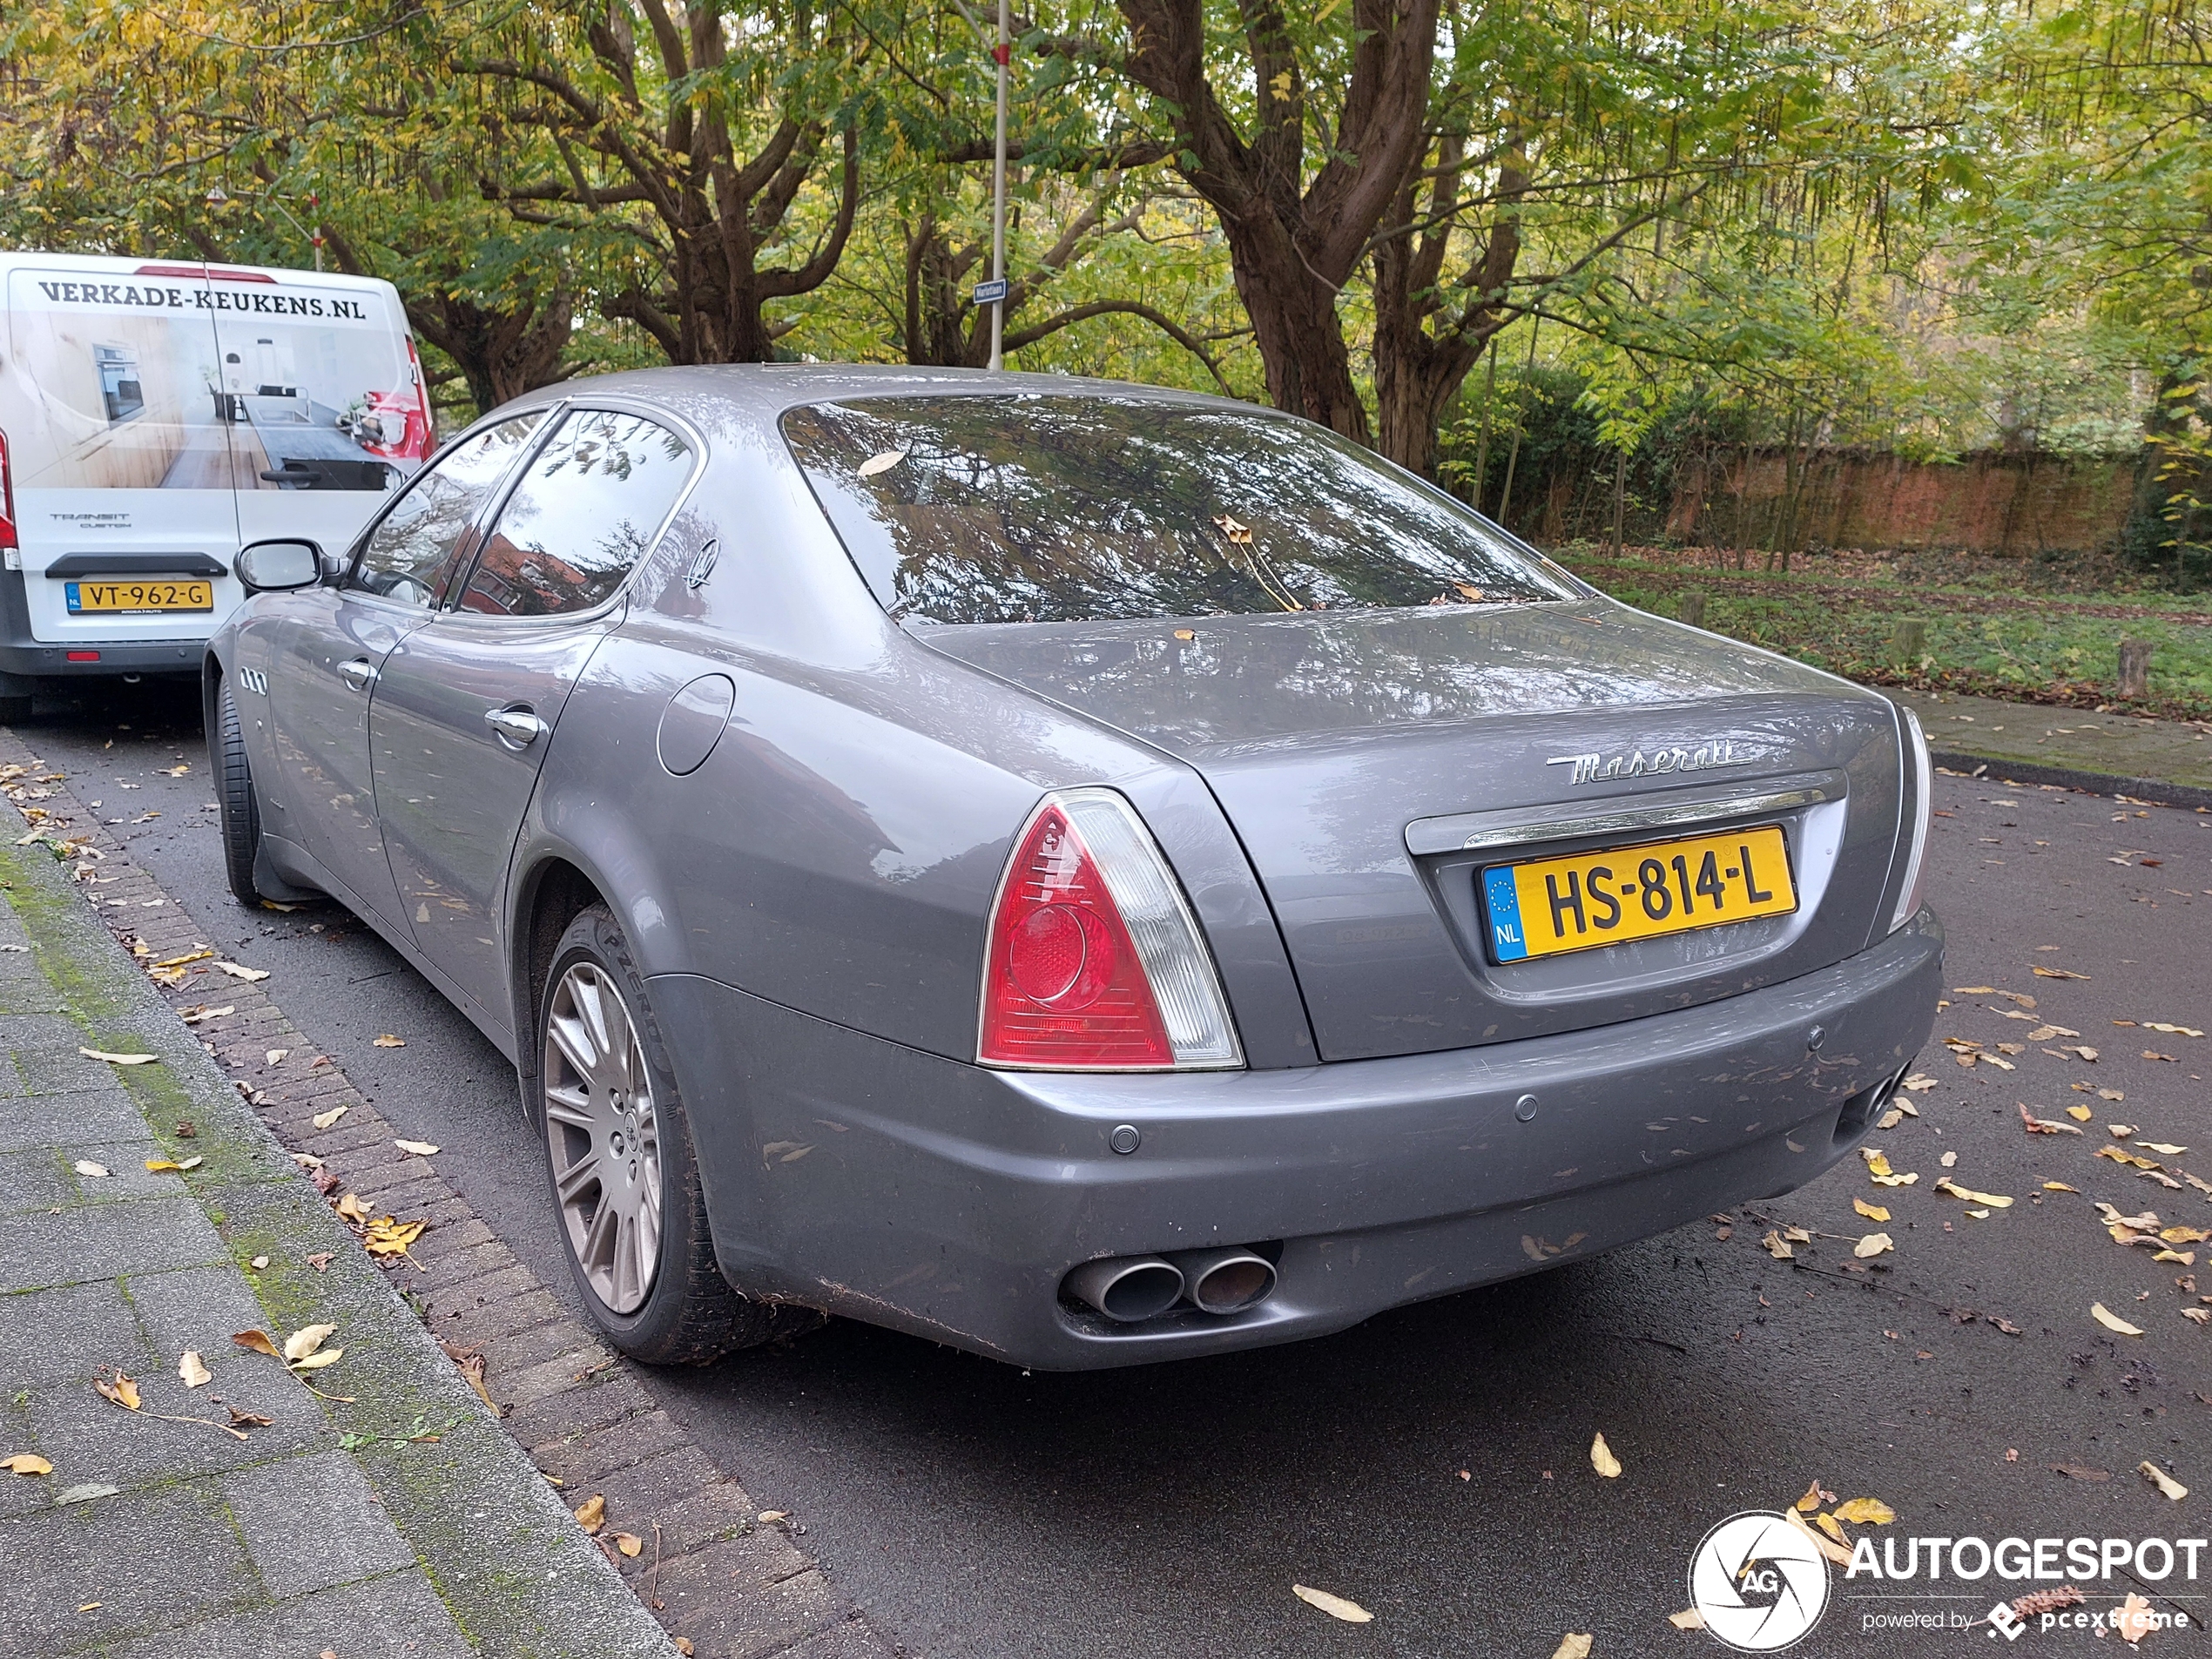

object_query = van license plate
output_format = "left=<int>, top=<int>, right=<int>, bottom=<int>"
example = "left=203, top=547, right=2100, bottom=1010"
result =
left=1481, top=824, right=1797, bottom=962
left=64, top=579, right=214, bottom=615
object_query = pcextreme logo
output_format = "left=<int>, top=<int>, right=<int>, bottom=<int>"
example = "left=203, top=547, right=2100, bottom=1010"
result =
left=1689, top=1513, right=1831, bottom=1651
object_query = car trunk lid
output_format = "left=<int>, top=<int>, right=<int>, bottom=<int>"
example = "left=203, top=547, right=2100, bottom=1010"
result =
left=921, top=600, right=1906, bottom=1062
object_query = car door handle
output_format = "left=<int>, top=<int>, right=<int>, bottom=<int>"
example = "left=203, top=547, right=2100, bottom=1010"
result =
left=337, top=658, right=378, bottom=691
left=485, top=707, right=549, bottom=749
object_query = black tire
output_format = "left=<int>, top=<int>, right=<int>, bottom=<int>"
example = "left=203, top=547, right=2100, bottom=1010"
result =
left=536, top=904, right=815, bottom=1364
left=212, top=676, right=268, bottom=907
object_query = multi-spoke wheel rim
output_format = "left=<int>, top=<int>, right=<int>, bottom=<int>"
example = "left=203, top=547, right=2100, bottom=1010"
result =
left=543, top=962, right=662, bottom=1314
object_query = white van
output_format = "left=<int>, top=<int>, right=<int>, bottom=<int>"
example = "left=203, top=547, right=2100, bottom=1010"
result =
left=0, top=253, right=431, bottom=713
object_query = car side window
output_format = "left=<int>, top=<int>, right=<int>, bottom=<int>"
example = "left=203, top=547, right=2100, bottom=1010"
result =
left=346, top=413, right=543, bottom=607
left=455, top=409, right=692, bottom=618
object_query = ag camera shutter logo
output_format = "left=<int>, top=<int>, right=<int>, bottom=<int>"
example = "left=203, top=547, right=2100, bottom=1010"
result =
left=1689, top=1512, right=1831, bottom=1650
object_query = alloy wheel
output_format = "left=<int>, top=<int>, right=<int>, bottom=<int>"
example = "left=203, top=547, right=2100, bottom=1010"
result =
left=543, top=961, right=663, bottom=1313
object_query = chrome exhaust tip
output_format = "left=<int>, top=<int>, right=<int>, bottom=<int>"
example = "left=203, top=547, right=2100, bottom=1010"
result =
left=1170, top=1246, right=1277, bottom=1315
left=1063, top=1256, right=1185, bottom=1324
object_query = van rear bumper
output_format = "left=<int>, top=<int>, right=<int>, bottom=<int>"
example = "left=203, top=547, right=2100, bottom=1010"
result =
left=0, top=571, right=207, bottom=686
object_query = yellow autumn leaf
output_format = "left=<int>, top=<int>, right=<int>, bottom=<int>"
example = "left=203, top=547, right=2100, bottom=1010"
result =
left=1550, top=1636, right=1592, bottom=1659
left=93, top=1372, right=141, bottom=1411
left=178, top=1351, right=211, bottom=1388
left=2091, top=1303, right=2145, bottom=1337
left=393, top=1140, right=439, bottom=1157
left=1784, top=1507, right=1852, bottom=1566
left=78, top=1047, right=158, bottom=1065
left=2066, top=1105, right=2094, bottom=1121
left=2140, top=1462, right=2188, bottom=1501
left=612, top=1531, right=644, bottom=1557
left=334, top=1193, right=369, bottom=1224
left=2045, top=1181, right=2079, bottom=1191
left=1814, top=1511, right=1846, bottom=1543
left=1863, top=1150, right=1894, bottom=1177
left=232, top=1329, right=280, bottom=1358
left=1590, top=1431, right=1622, bottom=1478
left=1668, top=1609, right=1706, bottom=1630
left=1934, top=1177, right=2013, bottom=1208
left=282, top=1323, right=337, bottom=1362
left=2, top=1453, right=51, bottom=1475
left=1854, top=1232, right=1894, bottom=1258
left=1793, top=1479, right=1824, bottom=1513
left=311, top=1105, right=348, bottom=1130
left=288, top=1348, right=344, bottom=1372
left=1760, top=1230, right=1793, bottom=1259
left=213, top=961, right=270, bottom=981
left=1853, top=1198, right=1891, bottom=1222
left=2140, top=1143, right=2188, bottom=1157
left=574, top=1493, right=607, bottom=1534
left=1833, top=1497, right=1896, bottom=1525
left=373, top=1034, right=406, bottom=1048
left=144, top=1158, right=181, bottom=1173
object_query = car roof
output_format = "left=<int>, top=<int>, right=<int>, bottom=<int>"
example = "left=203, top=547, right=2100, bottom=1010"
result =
left=496, top=363, right=1257, bottom=427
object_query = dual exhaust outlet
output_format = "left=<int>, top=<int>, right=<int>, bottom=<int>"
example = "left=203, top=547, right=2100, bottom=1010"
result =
left=1062, top=1245, right=1277, bottom=1325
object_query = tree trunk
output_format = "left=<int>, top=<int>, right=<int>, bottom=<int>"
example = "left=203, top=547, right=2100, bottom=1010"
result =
left=1220, top=215, right=1370, bottom=442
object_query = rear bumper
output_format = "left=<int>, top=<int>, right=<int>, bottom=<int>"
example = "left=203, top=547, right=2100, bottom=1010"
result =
left=654, top=911, right=1943, bottom=1370
left=0, top=571, right=207, bottom=683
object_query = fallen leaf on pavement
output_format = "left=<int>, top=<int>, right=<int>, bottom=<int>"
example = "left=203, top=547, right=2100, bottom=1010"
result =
left=1952, top=985, right=1996, bottom=995
left=611, top=1530, right=643, bottom=1557
left=1854, top=1198, right=1891, bottom=1222
left=1902, top=1073, right=1937, bottom=1092
left=1761, top=1230, right=1793, bottom=1259
left=2, top=1453, right=51, bottom=1475
left=373, top=1034, right=406, bottom=1048
left=1834, top=1497, right=1896, bottom=1524
left=212, top=961, right=270, bottom=981
left=307, top=1252, right=331, bottom=1271
left=333, top=1193, right=368, bottom=1224
left=1549, top=1635, right=1591, bottom=1659
left=1814, top=1511, right=1847, bottom=1543
left=232, top=1330, right=280, bottom=1357
left=2026, top=1024, right=2078, bottom=1042
left=1784, top=1506, right=1852, bottom=1566
left=2140, top=1462, right=2189, bottom=1501
left=2097, top=1146, right=2162, bottom=1170
left=1855, top=1233, right=1894, bottom=1258
left=2062, top=1045, right=2099, bottom=1062
left=92, top=1370, right=141, bottom=1411
left=1292, top=1584, right=1373, bottom=1623
left=361, top=1216, right=428, bottom=1260
left=226, top=1406, right=273, bottom=1428
left=574, top=1493, right=606, bottom=1533
left=2140, top=1143, right=2188, bottom=1157
left=2066, top=1105, right=2094, bottom=1121
left=266, top=1049, right=288, bottom=1065
left=311, top=1105, right=347, bottom=1130
left=289, top=1348, right=344, bottom=1372
left=2045, top=1181, right=2079, bottom=1191
left=2018, top=1104, right=2081, bottom=1136
left=2117, top=1590, right=2156, bottom=1645
left=758, top=1511, right=788, bottom=1523
left=2163, top=1226, right=2212, bottom=1244
left=2032, top=965, right=2089, bottom=980
left=79, top=1047, right=158, bottom=1066
left=674, top=1641, right=695, bottom=1656
left=2110, top=1123, right=2140, bottom=1138
left=1935, top=1177, right=2013, bottom=1208
left=1590, top=1431, right=1622, bottom=1478
left=1668, top=1609, right=1706, bottom=1630
left=2184, top=1308, right=2210, bottom=1325
left=1940, top=1150, right=1959, bottom=1167
left=282, top=1324, right=338, bottom=1363
left=393, top=1140, right=439, bottom=1157
left=2092, top=1303, right=2145, bottom=1337
left=178, top=1352, right=210, bottom=1388
left=2099, top=1089, right=2125, bottom=1102
left=72, top=1160, right=109, bottom=1178
left=1794, top=1480, right=1836, bottom=1512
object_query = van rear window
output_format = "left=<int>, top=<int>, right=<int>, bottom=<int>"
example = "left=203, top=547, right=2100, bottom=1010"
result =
left=780, top=395, right=1572, bottom=625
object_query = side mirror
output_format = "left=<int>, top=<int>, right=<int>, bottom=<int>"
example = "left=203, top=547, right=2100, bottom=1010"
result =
left=234, top=539, right=325, bottom=594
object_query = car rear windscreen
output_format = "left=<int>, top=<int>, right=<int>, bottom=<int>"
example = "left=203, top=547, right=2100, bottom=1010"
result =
left=781, top=395, right=1575, bottom=624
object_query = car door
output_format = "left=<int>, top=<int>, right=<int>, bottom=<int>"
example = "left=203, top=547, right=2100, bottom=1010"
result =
left=369, top=406, right=698, bottom=1018
left=267, top=411, right=544, bottom=927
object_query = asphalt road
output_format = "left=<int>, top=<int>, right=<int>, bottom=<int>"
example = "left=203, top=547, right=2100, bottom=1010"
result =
left=16, top=680, right=2212, bottom=1657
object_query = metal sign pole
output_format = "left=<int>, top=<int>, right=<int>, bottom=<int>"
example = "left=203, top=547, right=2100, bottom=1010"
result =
left=988, top=0, right=1009, bottom=370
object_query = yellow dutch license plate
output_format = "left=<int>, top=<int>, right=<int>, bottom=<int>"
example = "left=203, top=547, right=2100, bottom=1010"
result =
left=1481, top=823, right=1797, bottom=962
left=64, top=579, right=214, bottom=615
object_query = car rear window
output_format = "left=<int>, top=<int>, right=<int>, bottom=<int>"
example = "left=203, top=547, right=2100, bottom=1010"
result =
left=780, top=395, right=1575, bottom=624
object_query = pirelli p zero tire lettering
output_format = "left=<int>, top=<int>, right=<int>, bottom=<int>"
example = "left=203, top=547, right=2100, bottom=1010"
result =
left=537, top=903, right=817, bottom=1364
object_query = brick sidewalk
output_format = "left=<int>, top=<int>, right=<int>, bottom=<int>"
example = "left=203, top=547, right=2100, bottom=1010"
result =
left=0, top=806, right=676, bottom=1658
left=0, top=733, right=891, bottom=1659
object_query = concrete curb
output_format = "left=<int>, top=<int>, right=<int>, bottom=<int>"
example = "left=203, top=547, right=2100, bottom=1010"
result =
left=1928, top=750, right=2212, bottom=812
left=0, top=732, right=894, bottom=1659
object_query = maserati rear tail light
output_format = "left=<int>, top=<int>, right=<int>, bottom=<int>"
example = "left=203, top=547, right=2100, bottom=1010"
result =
left=979, top=788, right=1243, bottom=1070
left=0, top=427, right=17, bottom=555
left=1888, top=706, right=1932, bottom=933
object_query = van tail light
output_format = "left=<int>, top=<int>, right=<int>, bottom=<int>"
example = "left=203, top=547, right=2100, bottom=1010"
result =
left=0, top=428, right=17, bottom=554
left=1888, top=706, right=1932, bottom=933
left=980, top=788, right=1243, bottom=1071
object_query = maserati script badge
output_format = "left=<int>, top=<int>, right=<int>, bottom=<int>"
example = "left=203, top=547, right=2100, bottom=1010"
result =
left=1546, top=740, right=1750, bottom=786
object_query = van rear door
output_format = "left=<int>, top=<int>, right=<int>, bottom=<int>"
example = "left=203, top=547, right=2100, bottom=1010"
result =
left=0, top=262, right=241, bottom=653
left=216, top=275, right=429, bottom=560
